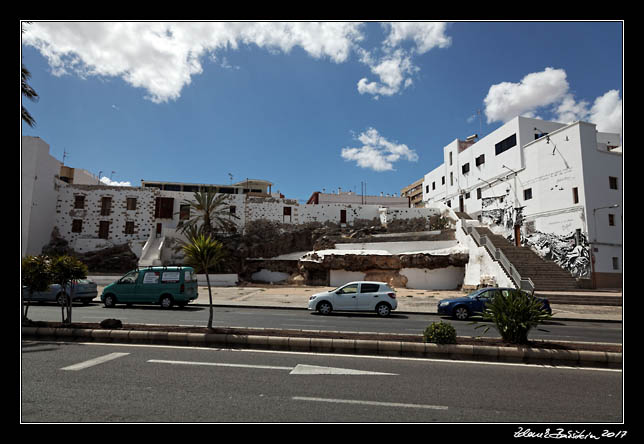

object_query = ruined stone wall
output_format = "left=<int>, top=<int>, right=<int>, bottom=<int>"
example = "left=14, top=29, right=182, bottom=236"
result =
left=54, top=183, right=157, bottom=253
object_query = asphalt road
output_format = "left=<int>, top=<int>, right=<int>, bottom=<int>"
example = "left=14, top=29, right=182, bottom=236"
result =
left=24, top=302, right=622, bottom=344
left=21, top=341, right=623, bottom=423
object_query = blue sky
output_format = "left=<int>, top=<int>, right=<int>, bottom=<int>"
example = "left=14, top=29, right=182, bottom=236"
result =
left=21, top=21, right=622, bottom=202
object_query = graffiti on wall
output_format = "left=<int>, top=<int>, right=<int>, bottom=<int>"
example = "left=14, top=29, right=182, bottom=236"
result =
left=523, top=230, right=590, bottom=278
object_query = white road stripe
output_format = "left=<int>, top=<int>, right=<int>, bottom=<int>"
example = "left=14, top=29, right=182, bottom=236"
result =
left=61, top=352, right=130, bottom=371
left=292, top=396, right=448, bottom=410
left=148, top=359, right=293, bottom=371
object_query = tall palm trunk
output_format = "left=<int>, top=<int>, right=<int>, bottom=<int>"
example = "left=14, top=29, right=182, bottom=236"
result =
left=205, top=268, right=214, bottom=330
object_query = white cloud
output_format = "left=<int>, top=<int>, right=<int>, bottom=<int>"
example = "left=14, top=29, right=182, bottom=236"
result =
left=483, top=67, right=569, bottom=123
left=100, top=177, right=132, bottom=187
left=484, top=67, right=622, bottom=136
left=23, top=22, right=365, bottom=103
left=357, top=22, right=451, bottom=98
left=588, top=90, right=622, bottom=135
left=357, top=49, right=418, bottom=98
left=341, top=128, right=418, bottom=172
left=383, top=22, right=452, bottom=54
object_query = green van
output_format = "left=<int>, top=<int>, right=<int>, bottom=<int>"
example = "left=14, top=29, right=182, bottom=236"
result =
left=101, top=266, right=199, bottom=309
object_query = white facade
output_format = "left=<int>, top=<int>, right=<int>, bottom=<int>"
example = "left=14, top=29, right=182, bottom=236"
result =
left=422, top=117, right=622, bottom=286
left=21, top=136, right=61, bottom=256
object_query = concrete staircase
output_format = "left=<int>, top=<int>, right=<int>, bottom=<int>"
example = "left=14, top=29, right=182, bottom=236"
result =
left=475, top=227, right=578, bottom=292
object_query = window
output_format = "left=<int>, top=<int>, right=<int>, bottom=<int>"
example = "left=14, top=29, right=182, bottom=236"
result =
left=126, top=197, right=137, bottom=210
left=608, top=214, right=615, bottom=226
left=495, top=133, right=517, bottom=155
left=477, top=188, right=482, bottom=200
left=155, top=197, right=174, bottom=219
left=449, top=152, right=453, bottom=165
left=462, top=163, right=470, bottom=174
left=475, top=154, right=485, bottom=166
left=572, top=187, right=579, bottom=204
left=74, top=195, right=85, bottom=209
left=124, top=221, right=135, bottom=234
left=441, top=176, right=445, bottom=185
left=98, top=221, right=110, bottom=239
left=360, top=283, right=380, bottom=293
left=338, top=284, right=358, bottom=294
left=609, top=176, right=618, bottom=190
left=230, top=205, right=236, bottom=215
left=179, top=204, right=190, bottom=221
left=283, top=206, right=292, bottom=222
left=612, top=257, right=620, bottom=270
left=71, top=219, right=82, bottom=233
left=425, top=185, right=429, bottom=193
left=432, top=182, right=436, bottom=190
left=100, top=197, right=112, bottom=216
left=450, top=172, right=453, bottom=186
left=523, top=188, right=532, bottom=200
left=465, top=192, right=470, bottom=199
left=340, top=209, right=347, bottom=224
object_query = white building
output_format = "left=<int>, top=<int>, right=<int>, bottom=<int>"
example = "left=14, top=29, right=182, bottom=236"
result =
left=422, top=116, right=622, bottom=288
left=21, top=136, right=61, bottom=256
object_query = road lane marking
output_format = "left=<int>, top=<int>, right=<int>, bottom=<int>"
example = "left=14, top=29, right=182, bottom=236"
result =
left=61, top=352, right=130, bottom=371
left=290, top=364, right=397, bottom=375
left=148, top=359, right=293, bottom=371
left=148, top=360, right=397, bottom=375
left=292, top=396, right=448, bottom=410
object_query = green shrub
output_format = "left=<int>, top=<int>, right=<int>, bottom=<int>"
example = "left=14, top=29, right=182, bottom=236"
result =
left=475, top=289, right=552, bottom=344
left=423, top=321, right=457, bottom=344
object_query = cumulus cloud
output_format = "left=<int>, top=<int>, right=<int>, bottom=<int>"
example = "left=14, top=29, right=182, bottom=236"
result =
left=483, top=67, right=570, bottom=123
left=100, top=177, right=132, bottom=187
left=341, top=128, right=418, bottom=172
left=357, top=22, right=451, bottom=99
left=483, top=67, right=622, bottom=136
left=383, top=22, right=452, bottom=54
left=22, top=22, right=365, bottom=103
left=357, top=49, right=418, bottom=97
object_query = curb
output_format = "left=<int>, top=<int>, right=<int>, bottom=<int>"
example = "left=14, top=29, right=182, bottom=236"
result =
left=22, top=326, right=622, bottom=369
left=193, top=303, right=623, bottom=324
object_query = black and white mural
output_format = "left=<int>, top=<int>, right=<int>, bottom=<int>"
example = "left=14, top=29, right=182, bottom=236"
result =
left=523, top=230, right=590, bottom=278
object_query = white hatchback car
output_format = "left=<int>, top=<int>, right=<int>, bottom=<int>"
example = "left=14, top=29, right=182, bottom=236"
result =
left=308, top=281, right=397, bottom=317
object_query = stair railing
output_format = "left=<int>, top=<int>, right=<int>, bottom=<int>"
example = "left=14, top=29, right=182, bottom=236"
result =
left=462, top=221, right=535, bottom=294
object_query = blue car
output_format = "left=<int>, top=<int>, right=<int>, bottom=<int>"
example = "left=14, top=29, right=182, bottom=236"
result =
left=437, top=287, right=552, bottom=320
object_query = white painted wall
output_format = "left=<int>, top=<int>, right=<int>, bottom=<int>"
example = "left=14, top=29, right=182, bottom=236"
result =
left=400, top=266, right=465, bottom=290
left=21, top=136, right=62, bottom=256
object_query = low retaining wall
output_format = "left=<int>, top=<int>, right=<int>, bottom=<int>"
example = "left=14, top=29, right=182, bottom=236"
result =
left=22, top=326, right=621, bottom=369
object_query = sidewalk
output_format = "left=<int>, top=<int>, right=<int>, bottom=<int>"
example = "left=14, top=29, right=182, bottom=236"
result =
left=190, top=285, right=623, bottom=323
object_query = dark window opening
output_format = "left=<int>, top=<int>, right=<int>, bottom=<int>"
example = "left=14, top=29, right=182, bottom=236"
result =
left=71, top=219, right=82, bottom=233
left=100, top=197, right=112, bottom=216
left=74, top=195, right=85, bottom=209
left=495, top=133, right=517, bottom=155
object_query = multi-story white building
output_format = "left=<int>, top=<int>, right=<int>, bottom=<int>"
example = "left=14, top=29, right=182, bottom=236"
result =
left=422, top=116, right=622, bottom=288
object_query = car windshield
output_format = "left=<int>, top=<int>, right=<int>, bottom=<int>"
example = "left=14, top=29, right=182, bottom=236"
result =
left=467, top=288, right=488, bottom=299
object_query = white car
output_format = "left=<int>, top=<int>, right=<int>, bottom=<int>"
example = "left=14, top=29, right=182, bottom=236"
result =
left=308, top=281, right=397, bottom=317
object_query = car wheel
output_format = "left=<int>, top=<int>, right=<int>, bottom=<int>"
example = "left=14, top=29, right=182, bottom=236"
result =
left=317, top=301, right=332, bottom=315
left=104, top=294, right=116, bottom=308
left=160, top=295, right=174, bottom=309
left=453, top=306, right=470, bottom=320
left=376, top=303, right=391, bottom=317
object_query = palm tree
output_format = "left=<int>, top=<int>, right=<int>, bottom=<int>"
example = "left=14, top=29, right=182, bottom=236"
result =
left=177, top=191, right=238, bottom=238
left=181, top=232, right=226, bottom=330
left=22, top=23, right=38, bottom=128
